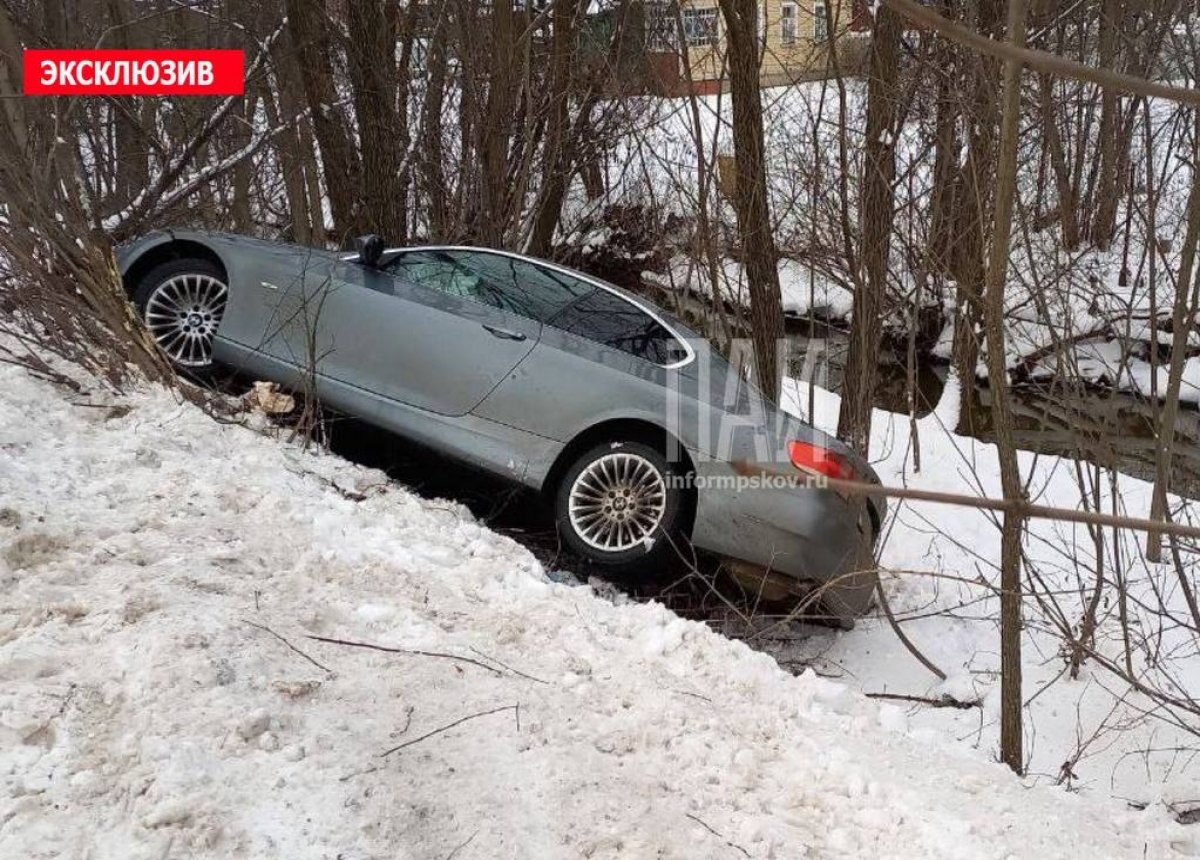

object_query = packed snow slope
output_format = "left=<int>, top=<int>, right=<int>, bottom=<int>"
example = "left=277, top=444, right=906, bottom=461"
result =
left=0, top=363, right=1192, bottom=859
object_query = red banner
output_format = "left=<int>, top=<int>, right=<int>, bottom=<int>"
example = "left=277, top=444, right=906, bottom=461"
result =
left=23, top=49, right=245, bottom=96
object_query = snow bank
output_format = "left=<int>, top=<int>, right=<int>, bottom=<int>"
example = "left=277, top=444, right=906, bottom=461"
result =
left=0, top=364, right=1192, bottom=858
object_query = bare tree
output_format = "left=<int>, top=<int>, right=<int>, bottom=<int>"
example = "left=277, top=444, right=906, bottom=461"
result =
left=1146, top=122, right=1200, bottom=562
left=717, top=0, right=785, bottom=398
left=981, top=0, right=1027, bottom=775
left=286, top=0, right=363, bottom=241
left=838, top=4, right=902, bottom=453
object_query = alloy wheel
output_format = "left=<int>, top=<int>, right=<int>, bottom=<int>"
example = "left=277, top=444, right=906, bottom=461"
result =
left=144, top=273, right=228, bottom=367
left=567, top=451, right=668, bottom=552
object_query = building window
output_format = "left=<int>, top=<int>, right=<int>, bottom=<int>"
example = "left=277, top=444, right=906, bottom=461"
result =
left=813, top=1, right=829, bottom=41
left=682, top=7, right=720, bottom=48
left=646, top=2, right=676, bottom=52
left=781, top=2, right=797, bottom=46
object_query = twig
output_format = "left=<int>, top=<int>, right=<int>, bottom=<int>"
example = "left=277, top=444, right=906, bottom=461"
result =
left=732, top=460, right=1200, bottom=539
left=244, top=620, right=333, bottom=674
left=875, top=579, right=947, bottom=681
left=468, top=646, right=550, bottom=684
left=307, top=634, right=502, bottom=676
left=444, top=830, right=479, bottom=860
left=865, top=692, right=982, bottom=710
left=685, top=813, right=751, bottom=858
left=882, top=0, right=1200, bottom=106
left=380, top=704, right=519, bottom=758
left=340, top=706, right=414, bottom=781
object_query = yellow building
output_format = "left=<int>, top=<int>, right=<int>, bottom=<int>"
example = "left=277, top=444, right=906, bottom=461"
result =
left=642, top=0, right=869, bottom=93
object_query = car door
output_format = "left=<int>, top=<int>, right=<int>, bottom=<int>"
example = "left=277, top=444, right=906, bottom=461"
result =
left=220, top=246, right=593, bottom=417
left=474, top=284, right=696, bottom=442
left=326, top=248, right=594, bottom=417
left=218, top=248, right=542, bottom=417
left=285, top=251, right=531, bottom=417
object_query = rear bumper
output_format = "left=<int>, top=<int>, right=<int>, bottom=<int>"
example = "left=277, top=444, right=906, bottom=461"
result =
left=689, top=462, right=880, bottom=619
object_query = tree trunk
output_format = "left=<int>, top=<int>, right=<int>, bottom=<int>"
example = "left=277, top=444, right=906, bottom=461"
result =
left=1038, top=72, right=1080, bottom=250
left=285, top=0, right=363, bottom=242
left=229, top=90, right=257, bottom=232
left=837, top=4, right=901, bottom=454
left=0, top=4, right=27, bottom=156
left=984, top=0, right=1028, bottom=776
left=1089, top=0, right=1123, bottom=249
left=260, top=76, right=312, bottom=244
left=346, top=0, right=406, bottom=242
left=949, top=0, right=1004, bottom=433
left=926, top=0, right=960, bottom=283
left=1146, top=125, right=1200, bottom=562
left=104, top=0, right=149, bottom=212
left=528, top=0, right=586, bottom=256
left=477, top=0, right=517, bottom=244
left=717, top=0, right=785, bottom=399
left=419, top=10, right=451, bottom=240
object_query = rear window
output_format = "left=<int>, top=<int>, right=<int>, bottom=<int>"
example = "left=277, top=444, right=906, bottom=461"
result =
left=549, top=290, right=686, bottom=366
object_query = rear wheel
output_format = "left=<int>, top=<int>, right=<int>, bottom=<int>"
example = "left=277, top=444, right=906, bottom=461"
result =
left=132, top=258, right=228, bottom=374
left=555, top=441, right=687, bottom=573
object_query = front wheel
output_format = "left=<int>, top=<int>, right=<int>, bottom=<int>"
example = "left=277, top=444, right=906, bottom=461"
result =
left=555, top=441, right=688, bottom=573
left=132, top=257, right=228, bottom=374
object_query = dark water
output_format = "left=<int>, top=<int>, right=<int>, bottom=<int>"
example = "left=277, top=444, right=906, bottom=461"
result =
left=784, top=321, right=945, bottom=418
left=974, top=381, right=1200, bottom=496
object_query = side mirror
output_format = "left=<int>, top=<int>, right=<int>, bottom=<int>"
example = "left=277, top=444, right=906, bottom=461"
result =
left=354, top=234, right=384, bottom=268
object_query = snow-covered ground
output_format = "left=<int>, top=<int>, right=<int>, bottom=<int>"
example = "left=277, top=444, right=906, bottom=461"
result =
left=781, top=374, right=1200, bottom=809
left=2, top=363, right=1196, bottom=857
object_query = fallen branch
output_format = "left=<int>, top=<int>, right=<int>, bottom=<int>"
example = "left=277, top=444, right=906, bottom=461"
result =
left=685, top=813, right=751, bottom=858
left=379, top=704, right=519, bottom=757
left=875, top=578, right=946, bottom=680
left=244, top=620, right=333, bottom=674
left=882, top=0, right=1200, bottom=107
left=468, top=646, right=550, bottom=685
left=865, top=692, right=982, bottom=709
left=306, top=634, right=502, bottom=676
left=731, top=461, right=1200, bottom=539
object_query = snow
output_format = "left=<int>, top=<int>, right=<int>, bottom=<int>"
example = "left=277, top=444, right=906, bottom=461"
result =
left=779, top=372, right=1200, bottom=808
left=1027, top=335, right=1200, bottom=405
left=2, top=362, right=1194, bottom=856
left=646, top=253, right=854, bottom=319
left=610, top=83, right=1195, bottom=400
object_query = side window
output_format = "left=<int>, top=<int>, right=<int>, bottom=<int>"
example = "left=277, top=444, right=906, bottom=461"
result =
left=386, top=250, right=593, bottom=322
left=550, top=289, right=686, bottom=366
left=385, top=250, right=489, bottom=302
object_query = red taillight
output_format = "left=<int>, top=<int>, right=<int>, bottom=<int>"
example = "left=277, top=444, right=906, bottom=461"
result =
left=788, top=440, right=856, bottom=481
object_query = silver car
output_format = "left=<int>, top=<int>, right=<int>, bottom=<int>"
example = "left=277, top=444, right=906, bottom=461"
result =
left=117, top=231, right=884, bottom=619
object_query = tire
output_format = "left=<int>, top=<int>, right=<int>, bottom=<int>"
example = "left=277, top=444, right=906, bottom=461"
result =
left=554, top=440, right=688, bottom=573
left=131, top=257, right=228, bottom=375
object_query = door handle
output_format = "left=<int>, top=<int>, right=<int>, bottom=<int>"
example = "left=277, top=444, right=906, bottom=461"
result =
left=482, top=324, right=527, bottom=341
